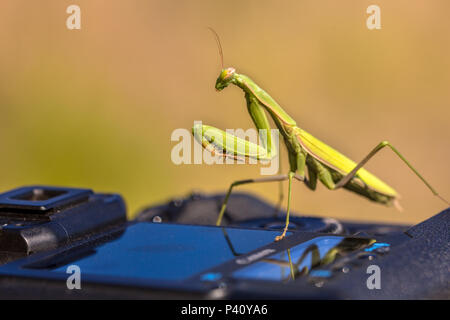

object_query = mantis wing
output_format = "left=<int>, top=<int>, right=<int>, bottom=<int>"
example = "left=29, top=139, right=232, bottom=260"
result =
left=295, top=128, right=398, bottom=197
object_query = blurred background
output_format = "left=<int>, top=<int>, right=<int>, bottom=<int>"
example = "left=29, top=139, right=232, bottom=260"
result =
left=0, top=1, right=448, bottom=223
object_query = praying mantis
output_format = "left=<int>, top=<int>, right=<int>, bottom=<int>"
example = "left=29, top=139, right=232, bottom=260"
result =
left=192, top=29, right=449, bottom=241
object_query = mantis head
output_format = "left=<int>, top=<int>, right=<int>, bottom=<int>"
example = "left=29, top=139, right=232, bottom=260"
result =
left=215, top=67, right=236, bottom=91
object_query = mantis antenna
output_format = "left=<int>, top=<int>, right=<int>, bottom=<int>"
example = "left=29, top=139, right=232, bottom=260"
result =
left=208, top=27, right=224, bottom=69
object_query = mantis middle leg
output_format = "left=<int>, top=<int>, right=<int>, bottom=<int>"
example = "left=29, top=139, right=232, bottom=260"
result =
left=216, top=174, right=290, bottom=226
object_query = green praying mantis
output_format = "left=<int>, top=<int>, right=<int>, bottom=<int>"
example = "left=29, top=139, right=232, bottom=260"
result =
left=192, top=29, right=449, bottom=241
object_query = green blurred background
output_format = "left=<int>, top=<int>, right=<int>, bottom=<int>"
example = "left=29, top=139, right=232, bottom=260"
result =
left=0, top=1, right=448, bottom=223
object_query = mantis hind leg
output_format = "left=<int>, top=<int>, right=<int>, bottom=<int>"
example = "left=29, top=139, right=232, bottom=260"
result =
left=333, top=141, right=449, bottom=205
left=310, top=157, right=393, bottom=203
left=309, top=156, right=397, bottom=207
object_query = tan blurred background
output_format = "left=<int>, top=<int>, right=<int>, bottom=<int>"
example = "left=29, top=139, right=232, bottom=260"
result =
left=0, top=1, right=448, bottom=224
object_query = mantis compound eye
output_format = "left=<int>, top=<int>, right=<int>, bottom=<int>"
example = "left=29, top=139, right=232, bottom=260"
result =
left=223, top=67, right=235, bottom=79
left=219, top=67, right=235, bottom=80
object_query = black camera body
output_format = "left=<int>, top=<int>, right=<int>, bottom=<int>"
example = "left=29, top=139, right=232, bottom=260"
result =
left=0, top=185, right=448, bottom=299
